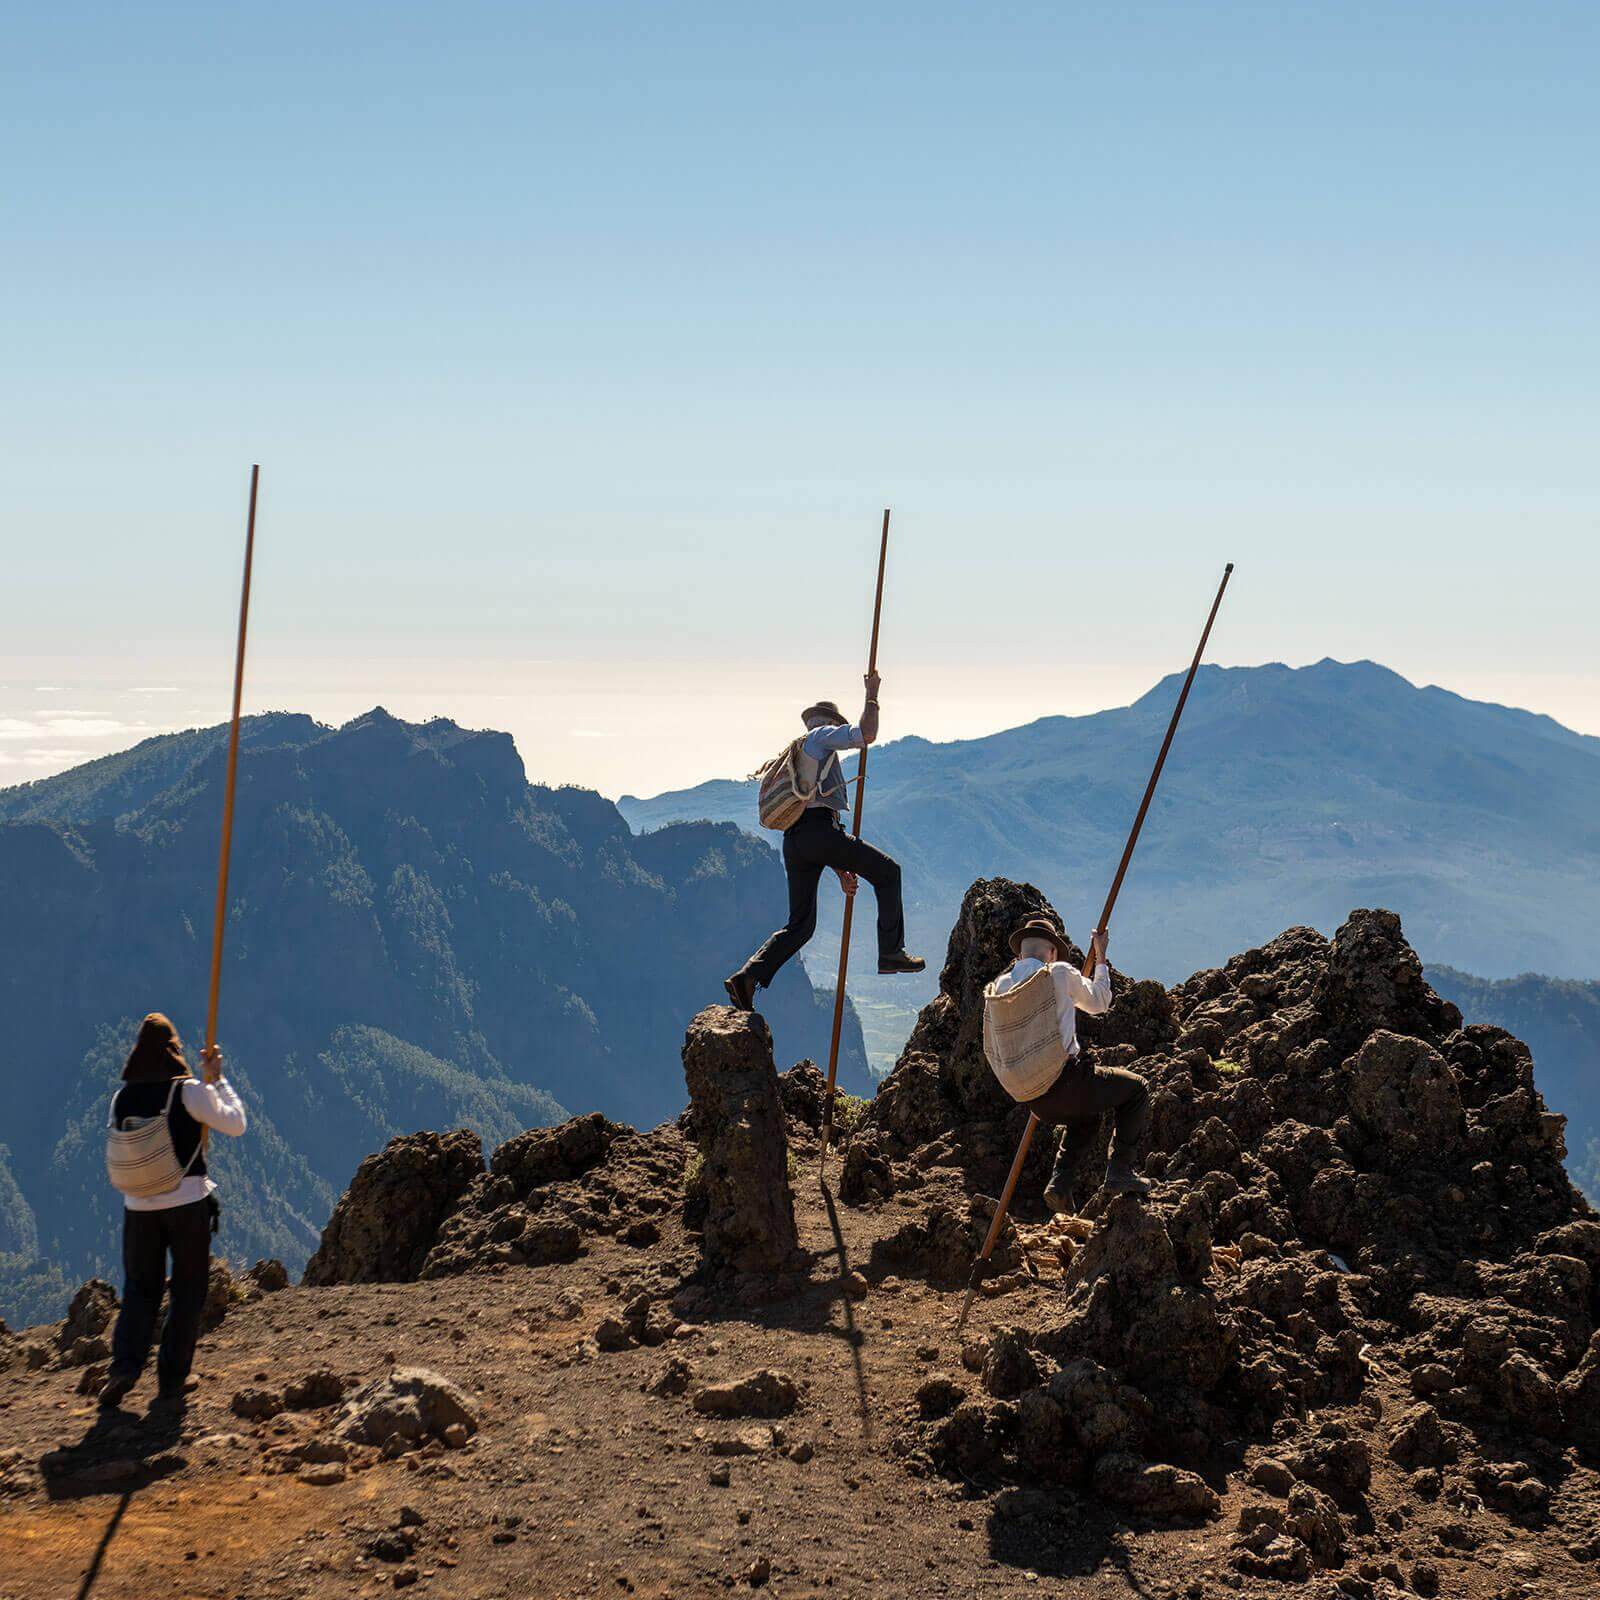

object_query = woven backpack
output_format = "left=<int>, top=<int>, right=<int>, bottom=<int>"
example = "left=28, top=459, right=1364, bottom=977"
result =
left=755, top=738, right=821, bottom=831
left=105, top=1078, right=207, bottom=1199
left=982, top=966, right=1069, bottom=1102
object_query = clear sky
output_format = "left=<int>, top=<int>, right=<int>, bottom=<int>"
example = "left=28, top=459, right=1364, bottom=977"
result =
left=4, top=3, right=1595, bottom=797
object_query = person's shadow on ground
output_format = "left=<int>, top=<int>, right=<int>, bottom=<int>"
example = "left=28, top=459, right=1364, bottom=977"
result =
left=39, top=1398, right=188, bottom=1503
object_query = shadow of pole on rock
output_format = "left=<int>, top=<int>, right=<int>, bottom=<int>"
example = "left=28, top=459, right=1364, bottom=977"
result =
left=817, top=1179, right=873, bottom=1444
left=75, top=1490, right=132, bottom=1600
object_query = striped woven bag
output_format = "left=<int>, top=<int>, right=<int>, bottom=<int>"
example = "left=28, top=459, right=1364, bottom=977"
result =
left=105, top=1078, right=204, bottom=1199
left=982, top=966, right=1069, bottom=1102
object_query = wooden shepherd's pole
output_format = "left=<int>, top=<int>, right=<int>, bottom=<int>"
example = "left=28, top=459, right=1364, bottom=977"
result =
left=818, top=508, right=891, bottom=1176
left=953, top=561, right=1234, bottom=1333
left=205, top=465, right=260, bottom=1054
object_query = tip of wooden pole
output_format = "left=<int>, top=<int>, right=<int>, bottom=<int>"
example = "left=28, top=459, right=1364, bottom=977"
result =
left=1224, top=561, right=1234, bottom=573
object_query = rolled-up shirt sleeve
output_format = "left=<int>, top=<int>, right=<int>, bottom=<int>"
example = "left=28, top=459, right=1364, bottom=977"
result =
left=802, top=724, right=868, bottom=757
left=182, top=1077, right=248, bottom=1137
left=1056, top=961, right=1113, bottom=1017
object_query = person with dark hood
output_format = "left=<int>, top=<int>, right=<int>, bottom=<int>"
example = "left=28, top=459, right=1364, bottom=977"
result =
left=725, top=670, right=924, bottom=1010
left=100, top=1013, right=247, bottom=1411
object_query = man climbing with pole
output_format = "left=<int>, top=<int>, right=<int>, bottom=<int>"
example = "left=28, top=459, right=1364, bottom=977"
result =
left=954, top=561, right=1234, bottom=1334
left=100, top=466, right=261, bottom=1413
left=985, top=916, right=1146, bottom=1203
left=725, top=512, right=925, bottom=1056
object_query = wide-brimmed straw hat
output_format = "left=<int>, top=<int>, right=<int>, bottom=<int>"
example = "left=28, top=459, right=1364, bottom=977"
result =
left=1008, top=917, right=1067, bottom=958
left=801, top=700, right=848, bottom=726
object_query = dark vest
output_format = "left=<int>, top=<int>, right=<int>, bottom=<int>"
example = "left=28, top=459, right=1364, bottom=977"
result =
left=112, top=1080, right=208, bottom=1180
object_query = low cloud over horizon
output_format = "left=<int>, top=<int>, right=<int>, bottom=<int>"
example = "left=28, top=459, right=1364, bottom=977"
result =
left=3, top=656, right=1595, bottom=800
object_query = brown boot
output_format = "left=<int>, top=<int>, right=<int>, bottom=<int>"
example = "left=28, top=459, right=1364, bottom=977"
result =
left=877, top=950, right=926, bottom=975
left=724, top=971, right=757, bottom=1012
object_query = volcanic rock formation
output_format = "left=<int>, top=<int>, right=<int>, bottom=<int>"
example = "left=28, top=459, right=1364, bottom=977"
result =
left=255, top=877, right=1600, bottom=1588
left=839, top=879, right=1595, bottom=1581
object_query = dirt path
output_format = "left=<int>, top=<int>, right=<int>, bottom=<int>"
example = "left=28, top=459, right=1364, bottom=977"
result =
left=2, top=1157, right=1590, bottom=1599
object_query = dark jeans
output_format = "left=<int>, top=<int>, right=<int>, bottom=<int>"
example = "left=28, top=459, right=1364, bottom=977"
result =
left=109, top=1198, right=212, bottom=1393
left=1025, top=1057, right=1150, bottom=1168
left=741, top=808, right=906, bottom=987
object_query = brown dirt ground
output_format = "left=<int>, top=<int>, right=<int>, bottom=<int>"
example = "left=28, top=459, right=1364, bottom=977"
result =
left=1, top=1158, right=1591, bottom=1600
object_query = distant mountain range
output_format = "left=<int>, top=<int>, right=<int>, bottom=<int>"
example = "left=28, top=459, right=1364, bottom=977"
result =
left=621, top=658, right=1600, bottom=989
left=0, top=710, right=867, bottom=1326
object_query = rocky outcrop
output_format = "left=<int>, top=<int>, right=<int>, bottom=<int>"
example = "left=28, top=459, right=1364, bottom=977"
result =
left=303, top=1130, right=484, bottom=1286
left=281, top=875, right=1596, bottom=1572
left=681, top=1007, right=799, bottom=1277
left=56, top=1279, right=116, bottom=1366
left=418, top=1115, right=685, bottom=1278
left=887, top=886, right=1595, bottom=1538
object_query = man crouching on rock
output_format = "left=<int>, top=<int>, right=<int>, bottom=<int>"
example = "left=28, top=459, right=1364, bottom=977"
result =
left=985, top=917, right=1151, bottom=1207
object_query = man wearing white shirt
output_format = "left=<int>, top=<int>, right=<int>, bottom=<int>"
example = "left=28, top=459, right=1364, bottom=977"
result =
left=725, top=671, right=924, bottom=1010
left=992, top=917, right=1151, bottom=1205
left=101, top=1013, right=249, bottom=1412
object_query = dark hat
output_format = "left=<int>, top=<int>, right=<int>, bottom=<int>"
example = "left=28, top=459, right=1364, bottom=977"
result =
left=1008, top=917, right=1067, bottom=958
left=801, top=700, right=848, bottom=726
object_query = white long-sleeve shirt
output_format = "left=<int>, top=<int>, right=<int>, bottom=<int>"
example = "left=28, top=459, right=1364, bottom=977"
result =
left=991, top=957, right=1112, bottom=1059
left=112, top=1076, right=248, bottom=1211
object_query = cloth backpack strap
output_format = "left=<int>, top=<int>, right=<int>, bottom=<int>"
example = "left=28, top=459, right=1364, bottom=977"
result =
left=169, top=1077, right=210, bottom=1181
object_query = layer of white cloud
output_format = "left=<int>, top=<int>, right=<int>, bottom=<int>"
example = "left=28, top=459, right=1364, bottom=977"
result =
left=0, top=715, right=157, bottom=741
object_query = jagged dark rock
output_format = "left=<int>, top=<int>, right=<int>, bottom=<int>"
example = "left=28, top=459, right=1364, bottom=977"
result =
left=303, top=1130, right=485, bottom=1285
left=680, top=1007, right=800, bottom=1276
left=56, top=1279, right=116, bottom=1356
left=881, top=883, right=1597, bottom=1513
left=243, top=1259, right=289, bottom=1295
left=349, top=1111, right=689, bottom=1281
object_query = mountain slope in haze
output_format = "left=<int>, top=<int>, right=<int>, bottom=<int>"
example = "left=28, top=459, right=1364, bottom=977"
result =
left=0, top=710, right=867, bottom=1325
left=621, top=658, right=1600, bottom=991
left=0, top=712, right=325, bottom=825
left=1429, top=966, right=1600, bottom=1202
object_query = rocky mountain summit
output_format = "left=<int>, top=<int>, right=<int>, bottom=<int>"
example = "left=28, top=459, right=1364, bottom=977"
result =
left=2, top=879, right=1596, bottom=1598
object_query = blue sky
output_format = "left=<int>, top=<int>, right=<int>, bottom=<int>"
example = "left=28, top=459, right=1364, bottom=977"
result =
left=4, top=3, right=1596, bottom=794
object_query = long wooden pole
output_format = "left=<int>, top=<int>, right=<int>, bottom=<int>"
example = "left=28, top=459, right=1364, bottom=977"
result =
left=954, top=561, right=1233, bottom=1332
left=818, top=508, right=891, bottom=1173
left=205, top=465, right=260, bottom=1053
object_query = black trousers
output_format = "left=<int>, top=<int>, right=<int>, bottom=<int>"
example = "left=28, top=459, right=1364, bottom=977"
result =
left=1025, top=1058, right=1150, bottom=1168
left=742, top=808, right=906, bottom=987
left=108, top=1198, right=212, bottom=1393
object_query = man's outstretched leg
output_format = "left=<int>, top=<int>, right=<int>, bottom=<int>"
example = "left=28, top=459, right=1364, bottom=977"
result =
left=836, top=833, right=923, bottom=975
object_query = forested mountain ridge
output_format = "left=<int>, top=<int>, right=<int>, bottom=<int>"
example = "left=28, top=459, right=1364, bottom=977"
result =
left=0, top=709, right=866, bottom=1325
left=1428, top=966, right=1600, bottom=1202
